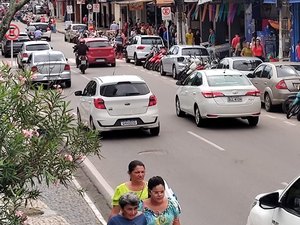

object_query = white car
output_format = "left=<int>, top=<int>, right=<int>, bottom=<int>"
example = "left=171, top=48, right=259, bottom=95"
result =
left=28, top=22, right=52, bottom=41
left=175, top=69, right=261, bottom=127
left=246, top=175, right=300, bottom=225
left=17, top=41, right=52, bottom=68
left=74, top=75, right=160, bottom=135
left=126, top=35, right=164, bottom=65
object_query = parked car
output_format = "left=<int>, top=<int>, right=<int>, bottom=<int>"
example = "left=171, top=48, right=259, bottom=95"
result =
left=74, top=75, right=160, bottom=135
left=17, top=40, right=52, bottom=68
left=84, top=38, right=116, bottom=67
left=24, top=50, right=71, bottom=88
left=246, top=174, right=300, bottom=225
left=160, top=45, right=210, bottom=79
left=126, top=35, right=164, bottom=65
left=175, top=69, right=261, bottom=127
left=213, top=57, right=262, bottom=75
left=65, top=23, right=87, bottom=43
left=1, top=32, right=30, bottom=57
left=247, top=62, right=300, bottom=112
left=27, top=22, right=51, bottom=41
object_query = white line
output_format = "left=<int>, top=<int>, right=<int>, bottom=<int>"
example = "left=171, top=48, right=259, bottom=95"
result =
left=188, top=131, right=225, bottom=151
left=284, top=121, right=296, bottom=126
left=265, top=115, right=277, bottom=119
left=72, top=177, right=107, bottom=225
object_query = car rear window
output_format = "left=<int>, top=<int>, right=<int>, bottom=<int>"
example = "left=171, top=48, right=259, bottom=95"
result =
left=182, top=48, right=209, bottom=56
left=232, top=60, right=262, bottom=71
left=207, top=75, right=252, bottom=87
left=34, top=54, right=64, bottom=63
left=32, top=24, right=48, bottom=30
left=86, top=41, right=110, bottom=48
left=141, top=37, right=162, bottom=45
left=26, top=44, right=50, bottom=51
left=276, top=65, right=300, bottom=77
left=100, top=82, right=150, bottom=97
left=73, top=25, right=87, bottom=30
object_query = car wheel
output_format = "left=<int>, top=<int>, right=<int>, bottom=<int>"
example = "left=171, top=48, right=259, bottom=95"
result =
left=126, top=56, right=130, bottom=63
left=297, top=112, right=300, bottom=121
left=111, top=63, right=116, bottom=67
left=134, top=54, right=141, bottom=66
left=172, top=65, right=177, bottom=79
left=149, top=124, right=160, bottom=136
left=64, top=35, right=67, bottom=42
left=77, top=109, right=82, bottom=124
left=264, top=93, right=273, bottom=112
left=160, top=63, right=166, bottom=75
left=195, top=106, right=204, bottom=127
left=247, top=117, right=259, bottom=127
left=175, top=97, right=184, bottom=117
left=65, top=80, right=71, bottom=88
left=48, top=37, right=51, bottom=42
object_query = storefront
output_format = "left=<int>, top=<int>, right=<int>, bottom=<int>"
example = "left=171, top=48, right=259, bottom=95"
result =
left=290, top=1, right=300, bottom=61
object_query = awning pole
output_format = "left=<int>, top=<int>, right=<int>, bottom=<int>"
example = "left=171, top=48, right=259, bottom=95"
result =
left=154, top=0, right=157, bottom=33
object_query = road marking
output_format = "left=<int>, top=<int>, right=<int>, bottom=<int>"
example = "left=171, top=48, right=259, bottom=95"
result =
left=188, top=131, right=225, bottom=151
left=72, top=177, right=107, bottom=225
left=284, top=121, right=296, bottom=126
left=265, top=115, right=277, bottom=119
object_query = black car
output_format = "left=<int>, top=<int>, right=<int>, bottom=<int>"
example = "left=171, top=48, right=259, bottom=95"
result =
left=1, top=32, right=30, bottom=58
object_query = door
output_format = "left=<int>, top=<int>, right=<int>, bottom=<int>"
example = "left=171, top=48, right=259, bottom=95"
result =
left=80, top=81, right=97, bottom=123
left=126, top=37, right=137, bottom=59
left=178, top=72, right=197, bottom=113
left=259, top=65, right=273, bottom=99
left=162, top=46, right=175, bottom=73
left=186, top=72, right=203, bottom=114
left=165, top=46, right=179, bottom=72
left=251, top=64, right=266, bottom=101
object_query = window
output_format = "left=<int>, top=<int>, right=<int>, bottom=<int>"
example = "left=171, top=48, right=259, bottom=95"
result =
left=72, top=25, right=87, bottom=31
left=172, top=46, right=179, bottom=55
left=253, top=65, right=265, bottom=78
left=83, top=81, right=96, bottom=96
left=100, top=82, right=150, bottom=97
left=192, top=73, right=202, bottom=86
left=276, top=65, right=300, bottom=78
left=281, top=178, right=300, bottom=216
left=86, top=41, right=110, bottom=48
left=261, top=66, right=272, bottom=79
left=141, top=37, right=162, bottom=45
left=232, top=60, right=262, bottom=71
left=183, top=73, right=197, bottom=86
left=181, top=48, right=209, bottom=56
left=26, top=44, right=50, bottom=51
left=207, top=75, right=252, bottom=87
left=34, top=54, right=65, bottom=63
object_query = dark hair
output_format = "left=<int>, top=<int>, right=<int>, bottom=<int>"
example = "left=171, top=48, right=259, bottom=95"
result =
left=128, top=160, right=145, bottom=174
left=119, top=192, right=139, bottom=209
left=148, top=176, right=165, bottom=197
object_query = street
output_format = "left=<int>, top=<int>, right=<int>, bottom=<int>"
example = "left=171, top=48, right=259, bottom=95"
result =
left=2, top=25, right=300, bottom=225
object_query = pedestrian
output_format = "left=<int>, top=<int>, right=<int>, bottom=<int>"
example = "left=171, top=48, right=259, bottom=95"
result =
left=34, top=27, right=42, bottom=40
left=194, top=29, right=202, bottom=45
left=142, top=176, right=181, bottom=225
left=252, top=38, right=265, bottom=61
left=115, top=29, right=126, bottom=59
left=185, top=28, right=194, bottom=45
left=110, top=21, right=119, bottom=32
left=110, top=160, right=148, bottom=219
left=295, top=40, right=300, bottom=62
left=163, top=28, right=171, bottom=48
left=241, top=42, right=253, bottom=57
left=108, top=192, right=147, bottom=225
left=158, top=23, right=165, bottom=39
left=83, top=15, right=88, bottom=24
left=208, top=28, right=216, bottom=46
left=231, top=33, right=240, bottom=53
left=234, top=37, right=245, bottom=56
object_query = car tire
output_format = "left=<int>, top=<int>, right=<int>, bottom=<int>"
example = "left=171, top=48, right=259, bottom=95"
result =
left=175, top=97, right=184, bottom=117
left=160, top=63, right=166, bottom=75
left=64, top=35, right=67, bottom=42
left=247, top=117, right=259, bottom=127
left=134, top=54, right=141, bottom=66
left=111, top=63, right=116, bottom=67
left=172, top=65, right=177, bottom=80
left=65, top=80, right=71, bottom=88
left=126, top=56, right=130, bottom=63
left=264, top=93, right=273, bottom=112
left=48, top=37, right=51, bottom=42
left=297, top=112, right=300, bottom=121
left=195, top=106, right=204, bottom=127
left=149, top=124, right=160, bottom=136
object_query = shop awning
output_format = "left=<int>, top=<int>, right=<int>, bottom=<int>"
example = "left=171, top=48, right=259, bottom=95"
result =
left=289, top=0, right=300, bottom=3
left=114, top=0, right=153, bottom=4
left=198, top=0, right=212, bottom=5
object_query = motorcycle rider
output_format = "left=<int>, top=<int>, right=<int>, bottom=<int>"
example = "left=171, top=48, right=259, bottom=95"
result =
left=34, top=26, right=42, bottom=40
left=73, top=39, right=89, bottom=68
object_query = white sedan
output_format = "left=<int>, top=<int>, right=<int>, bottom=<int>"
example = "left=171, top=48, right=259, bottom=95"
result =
left=74, top=75, right=160, bottom=136
left=175, top=69, right=261, bottom=126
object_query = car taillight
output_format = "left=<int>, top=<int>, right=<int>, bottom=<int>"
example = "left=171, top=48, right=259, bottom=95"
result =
left=275, top=80, right=287, bottom=89
left=246, top=90, right=260, bottom=96
left=64, top=64, right=70, bottom=71
left=94, top=98, right=106, bottom=109
left=148, top=95, right=157, bottom=106
left=202, top=91, right=224, bottom=98
left=22, top=53, right=28, bottom=58
left=31, top=66, right=38, bottom=72
left=137, top=46, right=145, bottom=50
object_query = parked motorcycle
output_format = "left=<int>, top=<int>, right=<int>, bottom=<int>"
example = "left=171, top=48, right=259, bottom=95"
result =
left=177, top=56, right=207, bottom=81
left=285, top=91, right=300, bottom=121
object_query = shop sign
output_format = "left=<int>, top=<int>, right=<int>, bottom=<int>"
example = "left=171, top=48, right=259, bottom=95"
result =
left=129, top=2, right=143, bottom=11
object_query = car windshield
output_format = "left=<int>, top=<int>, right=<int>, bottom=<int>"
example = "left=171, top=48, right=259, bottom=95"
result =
left=276, top=65, right=300, bottom=77
left=207, top=75, right=252, bottom=87
left=181, top=48, right=209, bottom=56
left=26, top=44, right=50, bottom=51
left=34, top=54, right=65, bottom=63
left=100, top=82, right=150, bottom=97
left=141, top=37, right=162, bottom=45
left=73, top=25, right=87, bottom=30
left=86, top=41, right=110, bottom=48
left=232, top=60, right=262, bottom=71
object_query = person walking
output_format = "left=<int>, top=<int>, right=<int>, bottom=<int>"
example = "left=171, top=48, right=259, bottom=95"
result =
left=241, top=42, right=253, bottom=57
left=115, top=30, right=126, bottom=59
left=208, top=28, right=216, bottom=47
left=295, top=40, right=300, bottom=62
left=83, top=15, right=88, bottom=24
left=108, top=192, right=147, bottom=225
left=142, top=176, right=181, bottom=225
left=234, top=37, right=245, bottom=56
left=110, top=21, right=119, bottom=32
left=194, top=30, right=202, bottom=45
left=252, top=38, right=265, bottom=61
left=231, top=33, right=240, bottom=54
left=110, top=160, right=148, bottom=219
left=185, top=28, right=194, bottom=45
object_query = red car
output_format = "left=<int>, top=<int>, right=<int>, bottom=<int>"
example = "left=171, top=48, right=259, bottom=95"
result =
left=84, top=38, right=116, bottom=67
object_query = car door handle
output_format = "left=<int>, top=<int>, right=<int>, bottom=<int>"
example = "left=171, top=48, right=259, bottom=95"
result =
left=192, top=92, right=196, bottom=95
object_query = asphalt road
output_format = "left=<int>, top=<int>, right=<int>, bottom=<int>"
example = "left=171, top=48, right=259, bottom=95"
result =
left=2, top=26, right=300, bottom=225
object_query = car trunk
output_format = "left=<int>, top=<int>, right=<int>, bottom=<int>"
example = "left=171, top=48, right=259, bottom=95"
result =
left=88, top=47, right=113, bottom=58
left=36, top=62, right=66, bottom=76
left=282, top=77, right=300, bottom=92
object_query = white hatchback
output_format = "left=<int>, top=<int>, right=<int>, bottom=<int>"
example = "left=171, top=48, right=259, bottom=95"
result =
left=246, top=175, right=300, bottom=225
left=74, top=75, right=160, bottom=135
left=175, top=69, right=261, bottom=127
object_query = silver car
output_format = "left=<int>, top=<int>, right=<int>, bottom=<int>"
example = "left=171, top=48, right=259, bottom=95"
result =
left=248, top=62, right=300, bottom=111
left=25, top=51, right=71, bottom=88
left=160, top=45, right=209, bottom=79
left=64, top=23, right=87, bottom=43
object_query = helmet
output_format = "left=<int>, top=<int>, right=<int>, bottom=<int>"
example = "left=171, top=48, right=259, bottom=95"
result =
left=79, top=39, right=85, bottom=44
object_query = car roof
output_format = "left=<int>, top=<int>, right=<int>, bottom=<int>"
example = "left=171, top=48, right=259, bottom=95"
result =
left=23, top=40, right=50, bottom=46
left=94, top=75, right=145, bottom=84
left=174, top=45, right=207, bottom=49
left=84, top=37, right=109, bottom=42
left=32, top=50, right=64, bottom=56
left=199, top=69, right=244, bottom=76
left=261, top=61, right=300, bottom=66
left=71, top=23, right=87, bottom=26
left=223, top=57, right=262, bottom=61
left=30, top=22, right=48, bottom=25
left=136, top=35, right=161, bottom=38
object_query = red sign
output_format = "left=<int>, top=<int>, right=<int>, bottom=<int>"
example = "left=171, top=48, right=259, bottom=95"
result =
left=5, top=24, right=20, bottom=41
left=161, top=7, right=172, bottom=20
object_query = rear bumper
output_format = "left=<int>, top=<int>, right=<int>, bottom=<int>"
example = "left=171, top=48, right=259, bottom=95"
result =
left=88, top=55, right=115, bottom=64
left=31, top=72, right=71, bottom=82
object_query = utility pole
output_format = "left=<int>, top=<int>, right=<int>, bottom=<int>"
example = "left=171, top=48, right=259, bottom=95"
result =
left=176, top=0, right=184, bottom=44
left=154, top=0, right=157, bottom=34
left=277, top=0, right=283, bottom=60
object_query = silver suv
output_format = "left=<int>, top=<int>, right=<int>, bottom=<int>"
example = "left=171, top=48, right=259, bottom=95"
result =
left=126, top=35, right=164, bottom=65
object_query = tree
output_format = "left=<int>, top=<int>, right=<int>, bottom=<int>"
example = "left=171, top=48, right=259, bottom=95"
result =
left=0, top=0, right=30, bottom=41
left=0, top=64, right=102, bottom=224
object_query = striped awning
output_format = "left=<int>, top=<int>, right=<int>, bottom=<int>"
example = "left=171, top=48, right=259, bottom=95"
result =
left=198, top=0, right=212, bottom=5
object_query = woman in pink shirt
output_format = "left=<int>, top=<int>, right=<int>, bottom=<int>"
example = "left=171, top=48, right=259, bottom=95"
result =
left=296, top=40, right=300, bottom=62
left=252, top=39, right=265, bottom=61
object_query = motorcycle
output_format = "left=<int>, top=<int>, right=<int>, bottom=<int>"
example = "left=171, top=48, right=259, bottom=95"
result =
left=151, top=47, right=167, bottom=72
left=78, top=55, right=88, bottom=74
left=143, top=45, right=159, bottom=69
left=177, top=56, right=207, bottom=81
left=285, top=91, right=300, bottom=121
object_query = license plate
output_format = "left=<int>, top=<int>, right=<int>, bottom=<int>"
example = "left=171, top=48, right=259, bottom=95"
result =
left=96, top=59, right=105, bottom=62
left=293, top=83, right=300, bottom=90
left=228, top=96, right=242, bottom=102
left=120, top=120, right=138, bottom=126
left=81, top=60, right=86, bottom=64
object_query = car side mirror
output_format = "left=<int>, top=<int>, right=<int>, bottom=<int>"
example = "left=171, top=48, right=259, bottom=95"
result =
left=65, top=58, right=68, bottom=61
left=176, top=80, right=183, bottom=85
left=74, top=90, right=83, bottom=96
left=247, top=73, right=255, bottom=78
left=259, top=192, right=280, bottom=209
left=51, top=47, right=53, bottom=49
